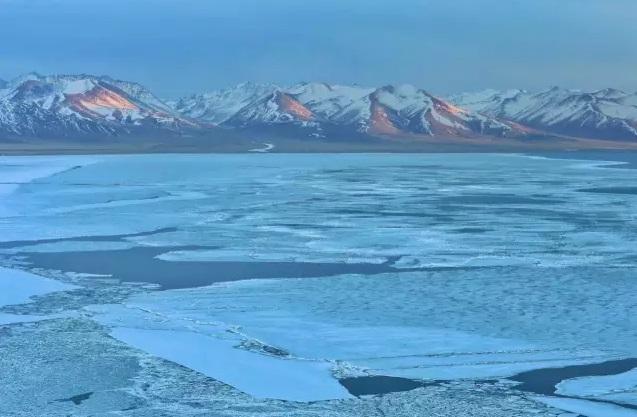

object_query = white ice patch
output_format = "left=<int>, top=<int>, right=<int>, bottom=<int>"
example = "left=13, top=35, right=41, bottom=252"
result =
left=155, top=248, right=388, bottom=265
left=0, top=155, right=96, bottom=218
left=248, top=143, right=275, bottom=153
left=556, top=369, right=637, bottom=406
left=110, top=327, right=352, bottom=402
left=89, top=302, right=351, bottom=402
left=0, top=267, right=77, bottom=308
left=0, top=267, right=78, bottom=325
left=535, top=396, right=637, bottom=417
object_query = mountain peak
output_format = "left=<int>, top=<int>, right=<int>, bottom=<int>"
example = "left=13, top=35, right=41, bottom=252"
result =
left=174, top=82, right=280, bottom=124
left=0, top=72, right=193, bottom=138
left=593, top=87, right=627, bottom=99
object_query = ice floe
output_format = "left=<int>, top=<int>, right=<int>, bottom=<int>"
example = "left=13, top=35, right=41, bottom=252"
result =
left=0, top=267, right=77, bottom=308
left=556, top=368, right=637, bottom=407
left=536, top=396, right=637, bottom=417
left=0, top=267, right=78, bottom=325
left=110, top=327, right=352, bottom=402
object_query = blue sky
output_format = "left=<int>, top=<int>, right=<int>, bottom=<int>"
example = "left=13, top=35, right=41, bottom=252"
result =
left=1, top=0, right=635, bottom=97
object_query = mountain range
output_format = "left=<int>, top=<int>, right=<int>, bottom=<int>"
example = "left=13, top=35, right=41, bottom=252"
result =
left=1, top=73, right=636, bottom=150
left=450, top=88, right=637, bottom=141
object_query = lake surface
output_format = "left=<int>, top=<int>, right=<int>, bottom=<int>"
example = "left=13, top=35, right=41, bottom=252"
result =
left=1, top=153, right=637, bottom=417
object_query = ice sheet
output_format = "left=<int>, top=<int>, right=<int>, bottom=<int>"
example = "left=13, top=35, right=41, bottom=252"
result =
left=89, top=265, right=624, bottom=392
left=3, top=153, right=637, bottom=411
left=110, top=327, right=352, bottom=402
left=556, top=369, right=637, bottom=407
left=557, top=369, right=637, bottom=397
left=0, top=267, right=78, bottom=325
left=88, top=302, right=351, bottom=402
left=0, top=267, right=77, bottom=308
left=536, top=396, right=637, bottom=417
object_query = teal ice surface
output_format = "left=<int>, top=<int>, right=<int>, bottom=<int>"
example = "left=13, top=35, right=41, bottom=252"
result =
left=2, top=153, right=636, bottom=266
left=1, top=153, right=637, bottom=415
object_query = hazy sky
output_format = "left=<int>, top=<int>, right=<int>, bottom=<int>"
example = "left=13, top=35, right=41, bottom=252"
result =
left=1, top=0, right=635, bottom=97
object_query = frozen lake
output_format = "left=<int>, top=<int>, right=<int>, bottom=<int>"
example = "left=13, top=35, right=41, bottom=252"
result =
left=1, top=153, right=637, bottom=416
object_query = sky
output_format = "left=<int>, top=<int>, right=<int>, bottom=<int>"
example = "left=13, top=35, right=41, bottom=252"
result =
left=0, top=0, right=635, bottom=98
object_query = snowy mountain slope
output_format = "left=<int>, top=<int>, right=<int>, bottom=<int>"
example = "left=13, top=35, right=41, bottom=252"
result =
left=174, top=82, right=521, bottom=138
left=449, top=88, right=637, bottom=140
left=0, top=73, right=196, bottom=138
left=332, top=84, right=516, bottom=137
left=224, top=90, right=318, bottom=127
left=172, top=82, right=279, bottom=125
left=286, top=82, right=375, bottom=120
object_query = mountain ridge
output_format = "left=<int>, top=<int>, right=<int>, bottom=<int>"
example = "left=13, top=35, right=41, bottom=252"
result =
left=1, top=73, right=636, bottom=147
left=0, top=73, right=197, bottom=139
left=449, top=87, right=637, bottom=140
left=174, top=81, right=524, bottom=139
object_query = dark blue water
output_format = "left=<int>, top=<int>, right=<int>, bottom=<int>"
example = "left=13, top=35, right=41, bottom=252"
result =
left=18, top=245, right=473, bottom=290
left=339, top=376, right=434, bottom=396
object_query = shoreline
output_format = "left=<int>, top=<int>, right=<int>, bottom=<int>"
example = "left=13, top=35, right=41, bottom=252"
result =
left=1, top=144, right=636, bottom=172
left=2, top=147, right=637, bottom=157
left=1, top=134, right=637, bottom=156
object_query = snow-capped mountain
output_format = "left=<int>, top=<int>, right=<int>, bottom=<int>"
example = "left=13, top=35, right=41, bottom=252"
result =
left=174, top=82, right=521, bottom=138
left=329, top=84, right=515, bottom=137
left=172, top=82, right=279, bottom=125
left=0, top=73, right=196, bottom=138
left=224, top=89, right=318, bottom=127
left=449, top=88, right=637, bottom=140
left=287, top=82, right=376, bottom=120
